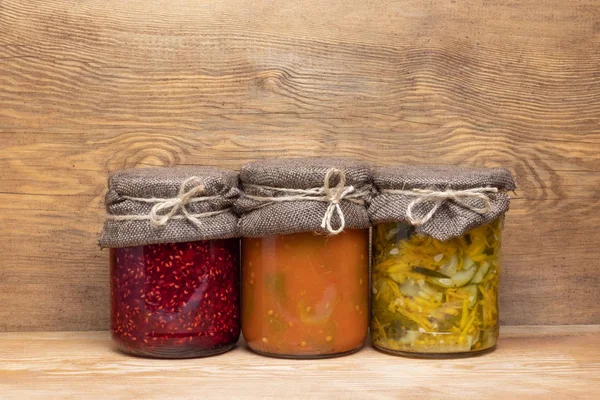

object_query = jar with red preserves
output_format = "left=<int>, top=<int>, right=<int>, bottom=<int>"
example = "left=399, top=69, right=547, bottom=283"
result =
left=99, top=166, right=241, bottom=358
left=235, top=158, right=372, bottom=358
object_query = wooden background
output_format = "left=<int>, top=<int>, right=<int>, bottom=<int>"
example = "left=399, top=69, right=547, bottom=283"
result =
left=0, top=0, right=598, bottom=332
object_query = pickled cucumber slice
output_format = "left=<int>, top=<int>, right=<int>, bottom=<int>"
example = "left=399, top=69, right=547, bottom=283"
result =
left=399, top=280, right=420, bottom=297
left=462, top=256, right=475, bottom=272
left=471, top=262, right=490, bottom=284
left=440, top=255, right=458, bottom=277
left=428, top=266, right=477, bottom=288
left=463, top=285, right=479, bottom=308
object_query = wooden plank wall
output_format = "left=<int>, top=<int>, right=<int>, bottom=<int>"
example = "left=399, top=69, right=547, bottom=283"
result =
left=0, top=0, right=599, bottom=331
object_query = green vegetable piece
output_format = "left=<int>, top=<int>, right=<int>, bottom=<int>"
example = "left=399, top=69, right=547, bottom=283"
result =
left=440, top=255, right=458, bottom=277
left=399, top=280, right=420, bottom=297
left=412, top=266, right=450, bottom=279
left=265, top=272, right=286, bottom=299
left=462, top=256, right=475, bottom=271
left=397, top=330, right=420, bottom=345
left=464, top=285, right=479, bottom=308
left=464, top=234, right=472, bottom=246
left=471, top=262, right=490, bottom=284
left=428, top=266, right=477, bottom=288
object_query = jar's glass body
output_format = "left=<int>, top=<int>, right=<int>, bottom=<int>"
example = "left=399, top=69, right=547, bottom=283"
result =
left=110, top=239, right=240, bottom=358
left=371, top=219, right=501, bottom=357
left=242, top=229, right=369, bottom=358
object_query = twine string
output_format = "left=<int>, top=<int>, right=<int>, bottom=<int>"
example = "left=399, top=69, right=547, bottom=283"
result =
left=108, top=176, right=227, bottom=228
left=244, top=168, right=368, bottom=234
left=382, top=187, right=498, bottom=226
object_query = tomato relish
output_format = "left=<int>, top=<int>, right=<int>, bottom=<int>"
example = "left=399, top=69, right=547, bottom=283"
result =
left=242, top=229, right=368, bottom=358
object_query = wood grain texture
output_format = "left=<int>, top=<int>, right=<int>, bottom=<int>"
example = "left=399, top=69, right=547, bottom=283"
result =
left=0, top=0, right=599, bottom=331
left=0, top=327, right=599, bottom=399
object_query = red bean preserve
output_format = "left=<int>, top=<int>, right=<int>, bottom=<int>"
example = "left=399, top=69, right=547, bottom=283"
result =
left=111, top=239, right=240, bottom=358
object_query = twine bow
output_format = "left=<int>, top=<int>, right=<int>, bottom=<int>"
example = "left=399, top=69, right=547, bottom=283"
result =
left=244, top=168, right=368, bottom=234
left=382, top=187, right=498, bottom=226
left=320, top=168, right=357, bottom=234
left=147, top=176, right=207, bottom=228
left=108, top=176, right=226, bottom=227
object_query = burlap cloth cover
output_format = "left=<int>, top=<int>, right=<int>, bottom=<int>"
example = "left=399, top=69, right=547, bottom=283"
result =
left=369, top=165, right=516, bottom=241
left=235, top=158, right=372, bottom=237
left=99, top=166, right=239, bottom=248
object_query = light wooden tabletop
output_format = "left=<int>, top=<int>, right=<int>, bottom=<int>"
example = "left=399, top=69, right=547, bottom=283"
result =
left=1, top=326, right=598, bottom=399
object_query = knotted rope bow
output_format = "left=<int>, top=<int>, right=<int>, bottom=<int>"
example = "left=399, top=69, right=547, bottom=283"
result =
left=244, top=168, right=369, bottom=234
left=382, top=187, right=498, bottom=226
left=108, top=176, right=227, bottom=227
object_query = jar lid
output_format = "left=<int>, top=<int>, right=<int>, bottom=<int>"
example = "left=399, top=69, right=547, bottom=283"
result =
left=235, top=157, right=372, bottom=237
left=369, top=165, right=516, bottom=241
left=99, top=166, right=239, bottom=248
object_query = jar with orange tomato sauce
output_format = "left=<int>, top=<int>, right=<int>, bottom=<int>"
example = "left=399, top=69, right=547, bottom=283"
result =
left=235, top=158, right=372, bottom=358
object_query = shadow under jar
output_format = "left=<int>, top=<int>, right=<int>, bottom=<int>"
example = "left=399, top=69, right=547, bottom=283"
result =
left=99, top=166, right=242, bottom=358
left=236, top=157, right=373, bottom=358
left=368, top=165, right=516, bottom=358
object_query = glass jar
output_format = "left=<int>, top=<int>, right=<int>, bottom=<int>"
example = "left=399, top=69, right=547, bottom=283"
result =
left=371, top=218, right=501, bottom=357
left=242, top=229, right=369, bottom=358
left=111, top=238, right=240, bottom=358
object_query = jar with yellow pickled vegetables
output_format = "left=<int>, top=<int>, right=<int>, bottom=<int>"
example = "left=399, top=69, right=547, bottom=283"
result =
left=368, top=165, right=516, bottom=357
left=235, top=158, right=372, bottom=358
